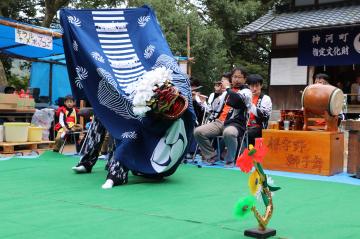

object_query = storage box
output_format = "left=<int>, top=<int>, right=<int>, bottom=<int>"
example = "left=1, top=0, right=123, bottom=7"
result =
left=17, top=98, right=35, bottom=109
left=28, top=126, right=43, bottom=141
left=4, top=122, right=30, bottom=142
left=0, top=93, right=18, bottom=103
left=262, top=129, right=344, bottom=176
left=0, top=93, right=18, bottom=109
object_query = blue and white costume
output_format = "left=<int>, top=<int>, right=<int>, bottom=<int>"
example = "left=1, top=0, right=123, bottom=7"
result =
left=60, top=6, right=195, bottom=188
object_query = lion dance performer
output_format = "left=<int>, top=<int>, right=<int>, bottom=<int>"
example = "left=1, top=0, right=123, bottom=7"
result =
left=60, top=6, right=195, bottom=189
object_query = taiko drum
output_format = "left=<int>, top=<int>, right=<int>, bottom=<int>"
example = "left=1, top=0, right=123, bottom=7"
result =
left=301, top=84, right=344, bottom=116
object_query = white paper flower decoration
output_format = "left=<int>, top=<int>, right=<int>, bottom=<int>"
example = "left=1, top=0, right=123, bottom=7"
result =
left=125, top=67, right=173, bottom=116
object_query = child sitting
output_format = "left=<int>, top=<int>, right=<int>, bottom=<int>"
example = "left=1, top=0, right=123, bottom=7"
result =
left=53, top=95, right=82, bottom=152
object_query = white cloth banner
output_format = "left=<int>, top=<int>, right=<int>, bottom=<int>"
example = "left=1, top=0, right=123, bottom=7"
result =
left=15, top=28, right=53, bottom=50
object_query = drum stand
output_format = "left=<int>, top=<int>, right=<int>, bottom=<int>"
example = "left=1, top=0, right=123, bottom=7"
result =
left=303, top=109, right=338, bottom=132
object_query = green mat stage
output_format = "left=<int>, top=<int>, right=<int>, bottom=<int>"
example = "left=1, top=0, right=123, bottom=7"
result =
left=0, top=151, right=359, bottom=239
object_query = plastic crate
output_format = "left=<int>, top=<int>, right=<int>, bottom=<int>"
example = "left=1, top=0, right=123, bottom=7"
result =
left=4, top=122, right=30, bottom=142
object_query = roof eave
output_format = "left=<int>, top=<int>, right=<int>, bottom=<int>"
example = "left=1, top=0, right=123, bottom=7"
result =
left=237, top=23, right=360, bottom=37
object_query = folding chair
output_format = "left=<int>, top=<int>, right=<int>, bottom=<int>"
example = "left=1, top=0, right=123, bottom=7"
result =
left=214, top=129, right=248, bottom=162
left=59, top=107, right=93, bottom=154
left=215, top=113, right=250, bottom=163
left=190, top=109, right=211, bottom=162
left=236, top=128, right=249, bottom=159
left=59, top=130, right=87, bottom=154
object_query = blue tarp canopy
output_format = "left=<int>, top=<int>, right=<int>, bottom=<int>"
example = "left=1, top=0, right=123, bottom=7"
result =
left=30, top=61, right=71, bottom=103
left=0, top=16, right=71, bottom=103
left=0, top=16, right=64, bottom=59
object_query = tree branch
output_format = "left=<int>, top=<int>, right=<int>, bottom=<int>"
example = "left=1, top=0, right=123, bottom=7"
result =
left=183, top=0, right=211, bottom=24
left=42, top=0, right=70, bottom=27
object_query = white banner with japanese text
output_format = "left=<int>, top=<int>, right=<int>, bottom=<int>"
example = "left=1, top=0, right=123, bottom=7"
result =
left=15, top=28, right=53, bottom=50
left=298, top=28, right=360, bottom=66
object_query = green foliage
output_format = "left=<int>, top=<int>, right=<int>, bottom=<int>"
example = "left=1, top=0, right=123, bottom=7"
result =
left=203, top=0, right=274, bottom=88
left=127, top=0, right=277, bottom=93
left=127, top=0, right=229, bottom=94
left=1, top=58, right=12, bottom=76
left=0, top=0, right=39, bottom=23
left=71, top=0, right=125, bottom=10
left=7, top=74, right=29, bottom=90
left=0, top=0, right=280, bottom=94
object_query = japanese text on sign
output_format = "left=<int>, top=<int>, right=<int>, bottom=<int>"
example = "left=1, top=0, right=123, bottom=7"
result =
left=312, top=33, right=350, bottom=57
left=298, top=28, right=360, bottom=66
left=15, top=28, right=53, bottom=50
left=267, top=136, right=323, bottom=172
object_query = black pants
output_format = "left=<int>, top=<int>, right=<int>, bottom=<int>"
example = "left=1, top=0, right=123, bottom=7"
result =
left=247, top=127, right=262, bottom=146
left=76, top=116, right=128, bottom=185
left=76, top=116, right=106, bottom=171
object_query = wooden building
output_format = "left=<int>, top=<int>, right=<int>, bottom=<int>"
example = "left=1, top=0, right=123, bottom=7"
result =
left=238, top=0, right=360, bottom=116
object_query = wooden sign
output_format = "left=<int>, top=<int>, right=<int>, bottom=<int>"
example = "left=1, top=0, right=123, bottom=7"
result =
left=15, top=28, right=53, bottom=50
left=262, top=129, right=344, bottom=176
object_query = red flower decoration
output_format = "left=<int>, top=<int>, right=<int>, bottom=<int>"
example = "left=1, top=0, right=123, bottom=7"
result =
left=236, top=148, right=254, bottom=173
left=235, top=138, right=269, bottom=173
left=252, top=138, right=268, bottom=163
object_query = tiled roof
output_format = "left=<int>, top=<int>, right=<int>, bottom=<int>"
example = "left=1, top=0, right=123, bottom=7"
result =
left=238, top=4, right=360, bottom=36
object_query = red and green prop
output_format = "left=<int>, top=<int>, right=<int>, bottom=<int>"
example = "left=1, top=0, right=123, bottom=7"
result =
left=234, top=138, right=281, bottom=238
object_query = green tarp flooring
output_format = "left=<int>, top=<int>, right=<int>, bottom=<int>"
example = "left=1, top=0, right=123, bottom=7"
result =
left=0, top=151, right=359, bottom=239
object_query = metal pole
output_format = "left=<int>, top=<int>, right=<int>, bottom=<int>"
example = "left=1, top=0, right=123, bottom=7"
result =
left=49, top=63, right=53, bottom=104
left=191, top=109, right=210, bottom=162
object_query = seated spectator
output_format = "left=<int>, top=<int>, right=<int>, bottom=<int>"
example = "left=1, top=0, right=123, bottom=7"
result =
left=4, top=86, right=15, bottom=94
left=314, top=73, right=330, bottom=85
left=207, top=73, right=229, bottom=122
left=246, top=74, right=272, bottom=146
left=53, top=95, right=82, bottom=152
left=193, top=67, right=252, bottom=167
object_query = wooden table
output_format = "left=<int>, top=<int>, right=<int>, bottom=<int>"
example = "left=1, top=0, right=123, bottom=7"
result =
left=342, top=120, right=360, bottom=177
left=0, top=108, right=36, bottom=122
left=262, top=129, right=344, bottom=176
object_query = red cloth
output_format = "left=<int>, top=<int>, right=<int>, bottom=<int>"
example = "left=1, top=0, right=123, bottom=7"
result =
left=54, top=106, right=79, bottom=131
left=248, top=95, right=260, bottom=127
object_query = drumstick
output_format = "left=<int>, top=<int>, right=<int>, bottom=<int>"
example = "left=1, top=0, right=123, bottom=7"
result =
left=198, top=94, right=208, bottom=99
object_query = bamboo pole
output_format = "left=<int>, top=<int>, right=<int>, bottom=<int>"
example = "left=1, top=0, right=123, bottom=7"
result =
left=0, top=19, right=62, bottom=38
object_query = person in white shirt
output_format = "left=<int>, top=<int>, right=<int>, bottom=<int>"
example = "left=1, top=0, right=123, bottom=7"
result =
left=246, top=74, right=272, bottom=146
left=206, top=73, right=230, bottom=122
left=194, top=67, right=252, bottom=166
